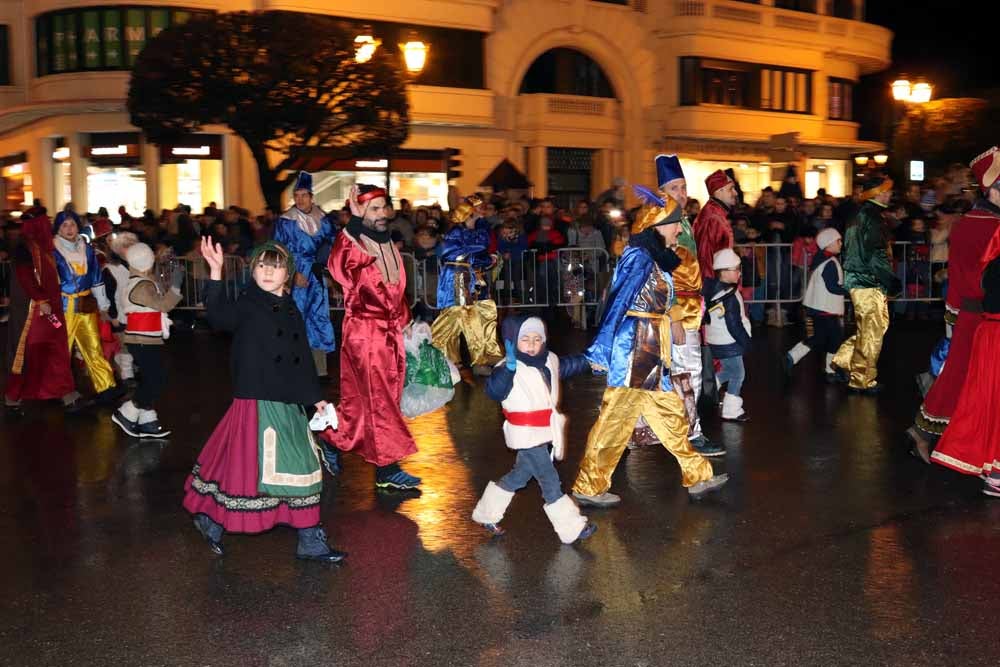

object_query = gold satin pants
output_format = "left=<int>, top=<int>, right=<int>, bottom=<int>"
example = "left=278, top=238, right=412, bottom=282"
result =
left=65, top=303, right=116, bottom=394
left=431, top=299, right=503, bottom=367
left=572, top=386, right=714, bottom=496
left=832, top=287, right=889, bottom=390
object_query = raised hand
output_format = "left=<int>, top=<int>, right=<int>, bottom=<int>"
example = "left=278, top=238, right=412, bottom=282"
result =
left=505, top=340, right=517, bottom=371
left=200, top=236, right=225, bottom=280
left=348, top=184, right=365, bottom=219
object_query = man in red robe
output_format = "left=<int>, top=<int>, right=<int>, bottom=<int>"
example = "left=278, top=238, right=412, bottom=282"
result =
left=4, top=212, right=84, bottom=414
left=908, top=146, right=1000, bottom=461
left=324, top=184, right=420, bottom=490
left=693, top=169, right=736, bottom=281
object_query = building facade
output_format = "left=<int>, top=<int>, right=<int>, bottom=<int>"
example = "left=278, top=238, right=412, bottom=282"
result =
left=0, top=0, right=890, bottom=215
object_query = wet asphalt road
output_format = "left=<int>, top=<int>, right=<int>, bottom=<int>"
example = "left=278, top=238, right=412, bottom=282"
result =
left=1, top=315, right=998, bottom=666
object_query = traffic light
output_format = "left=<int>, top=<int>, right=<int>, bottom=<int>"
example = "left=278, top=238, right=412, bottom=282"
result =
left=445, top=147, right=462, bottom=181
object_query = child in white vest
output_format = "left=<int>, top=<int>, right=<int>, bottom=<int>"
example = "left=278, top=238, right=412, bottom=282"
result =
left=110, top=243, right=184, bottom=439
left=471, top=315, right=597, bottom=544
left=705, top=249, right=752, bottom=422
left=784, top=228, right=848, bottom=382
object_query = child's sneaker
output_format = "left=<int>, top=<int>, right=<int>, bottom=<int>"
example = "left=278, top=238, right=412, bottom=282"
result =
left=688, top=474, right=729, bottom=499
left=480, top=522, right=505, bottom=536
left=575, top=522, right=597, bottom=542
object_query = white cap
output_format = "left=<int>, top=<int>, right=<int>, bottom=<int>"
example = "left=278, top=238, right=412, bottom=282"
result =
left=518, top=316, right=547, bottom=342
left=817, top=227, right=842, bottom=250
left=712, top=248, right=741, bottom=270
left=126, top=243, right=155, bottom=272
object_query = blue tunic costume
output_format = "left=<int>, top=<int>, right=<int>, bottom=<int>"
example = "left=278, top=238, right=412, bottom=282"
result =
left=585, top=245, right=676, bottom=393
left=273, top=207, right=336, bottom=353
left=436, top=218, right=494, bottom=309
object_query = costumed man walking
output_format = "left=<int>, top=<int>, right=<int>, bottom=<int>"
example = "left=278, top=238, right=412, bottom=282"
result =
left=322, top=184, right=421, bottom=490
left=4, top=211, right=84, bottom=414
left=830, top=175, right=902, bottom=394
left=650, top=154, right=724, bottom=456
left=53, top=208, right=121, bottom=402
left=907, top=147, right=1000, bottom=461
left=432, top=193, right=503, bottom=380
left=274, top=171, right=336, bottom=381
left=693, top=170, right=736, bottom=281
left=571, top=192, right=728, bottom=507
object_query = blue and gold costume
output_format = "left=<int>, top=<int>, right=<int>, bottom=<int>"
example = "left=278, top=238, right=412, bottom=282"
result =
left=430, top=195, right=503, bottom=367
left=273, top=172, right=336, bottom=358
left=53, top=211, right=116, bottom=394
left=572, top=198, right=714, bottom=498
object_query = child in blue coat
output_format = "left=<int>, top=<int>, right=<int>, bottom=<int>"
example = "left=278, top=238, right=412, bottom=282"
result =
left=471, top=315, right=597, bottom=544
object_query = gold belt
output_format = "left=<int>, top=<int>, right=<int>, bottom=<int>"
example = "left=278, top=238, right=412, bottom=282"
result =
left=62, top=289, right=92, bottom=298
left=626, top=310, right=671, bottom=369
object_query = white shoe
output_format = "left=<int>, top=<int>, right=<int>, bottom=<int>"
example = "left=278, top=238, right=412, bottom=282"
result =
left=688, top=474, right=729, bottom=498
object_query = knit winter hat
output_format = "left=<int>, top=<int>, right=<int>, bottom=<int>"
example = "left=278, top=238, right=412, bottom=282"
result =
left=817, top=228, right=842, bottom=250
left=712, top=248, right=741, bottom=270
left=126, top=243, right=155, bottom=272
left=518, top=317, right=546, bottom=342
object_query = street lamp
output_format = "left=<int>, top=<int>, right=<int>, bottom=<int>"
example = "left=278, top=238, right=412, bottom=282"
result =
left=873, top=154, right=888, bottom=165
left=854, top=155, right=869, bottom=166
left=910, top=82, right=933, bottom=104
left=400, top=37, right=428, bottom=74
left=890, top=78, right=933, bottom=105
left=891, top=78, right=912, bottom=102
left=354, top=30, right=381, bottom=64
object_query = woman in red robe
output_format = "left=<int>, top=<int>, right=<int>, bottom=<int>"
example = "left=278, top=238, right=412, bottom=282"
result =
left=323, top=184, right=420, bottom=490
left=4, top=213, right=78, bottom=413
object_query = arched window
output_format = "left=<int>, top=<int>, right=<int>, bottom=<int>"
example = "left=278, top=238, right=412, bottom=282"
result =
left=519, top=48, right=616, bottom=98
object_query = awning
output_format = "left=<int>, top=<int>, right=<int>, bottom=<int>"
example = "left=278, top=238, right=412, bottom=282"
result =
left=479, top=158, right=531, bottom=189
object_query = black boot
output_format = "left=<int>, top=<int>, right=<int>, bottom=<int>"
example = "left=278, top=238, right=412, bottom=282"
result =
left=318, top=440, right=341, bottom=476
left=296, top=526, right=347, bottom=563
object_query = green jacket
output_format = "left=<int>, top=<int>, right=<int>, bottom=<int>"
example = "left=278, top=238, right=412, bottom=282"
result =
left=842, top=200, right=897, bottom=293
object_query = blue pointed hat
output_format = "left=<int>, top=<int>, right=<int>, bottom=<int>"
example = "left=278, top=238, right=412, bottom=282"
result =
left=53, top=210, right=81, bottom=234
left=655, top=154, right=684, bottom=188
left=293, top=171, right=313, bottom=194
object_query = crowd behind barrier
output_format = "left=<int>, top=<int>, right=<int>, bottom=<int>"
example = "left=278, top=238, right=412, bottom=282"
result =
left=102, top=239, right=943, bottom=323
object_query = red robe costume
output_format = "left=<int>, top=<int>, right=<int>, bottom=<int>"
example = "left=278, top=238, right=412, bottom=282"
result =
left=693, top=198, right=734, bottom=281
left=915, top=202, right=1000, bottom=438
left=5, top=216, right=76, bottom=402
left=326, top=221, right=416, bottom=466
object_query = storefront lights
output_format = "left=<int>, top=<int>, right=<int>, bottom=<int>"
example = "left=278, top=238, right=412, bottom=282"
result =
left=354, top=33, right=380, bottom=64
left=171, top=146, right=211, bottom=157
left=873, top=154, right=889, bottom=165
left=52, top=147, right=70, bottom=161
left=854, top=156, right=869, bottom=166
left=355, top=159, right=389, bottom=169
left=400, top=40, right=428, bottom=74
left=5, top=163, right=24, bottom=175
left=91, top=144, right=129, bottom=156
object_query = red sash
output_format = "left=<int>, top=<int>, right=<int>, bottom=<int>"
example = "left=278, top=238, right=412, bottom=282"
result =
left=502, top=409, right=552, bottom=427
left=126, top=311, right=161, bottom=334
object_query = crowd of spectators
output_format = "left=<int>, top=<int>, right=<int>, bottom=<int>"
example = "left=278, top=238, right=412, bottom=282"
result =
left=0, top=163, right=977, bottom=327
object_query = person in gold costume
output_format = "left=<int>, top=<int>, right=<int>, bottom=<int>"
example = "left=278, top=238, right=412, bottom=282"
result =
left=431, top=194, right=503, bottom=379
left=630, top=156, right=724, bottom=457
left=571, top=190, right=729, bottom=507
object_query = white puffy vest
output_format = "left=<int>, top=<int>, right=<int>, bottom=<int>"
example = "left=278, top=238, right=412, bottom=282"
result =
left=705, top=287, right=751, bottom=346
left=124, top=276, right=171, bottom=339
left=803, top=256, right=845, bottom=315
left=500, top=352, right=566, bottom=452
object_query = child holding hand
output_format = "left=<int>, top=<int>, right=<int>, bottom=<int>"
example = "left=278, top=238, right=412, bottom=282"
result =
left=471, top=315, right=597, bottom=544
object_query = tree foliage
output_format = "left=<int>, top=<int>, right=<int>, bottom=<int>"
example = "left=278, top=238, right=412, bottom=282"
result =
left=892, top=98, right=997, bottom=177
left=128, top=10, right=410, bottom=209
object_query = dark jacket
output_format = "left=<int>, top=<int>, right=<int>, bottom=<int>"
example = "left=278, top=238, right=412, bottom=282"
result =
left=204, top=280, right=322, bottom=406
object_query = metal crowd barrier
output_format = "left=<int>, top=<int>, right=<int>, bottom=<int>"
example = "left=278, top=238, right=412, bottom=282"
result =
left=13, top=239, right=930, bottom=320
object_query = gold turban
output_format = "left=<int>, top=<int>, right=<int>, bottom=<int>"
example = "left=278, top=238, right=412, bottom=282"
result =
left=632, top=196, right=681, bottom=234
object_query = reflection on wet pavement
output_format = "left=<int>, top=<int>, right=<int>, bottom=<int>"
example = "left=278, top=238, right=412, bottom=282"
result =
left=2, top=321, right=999, bottom=664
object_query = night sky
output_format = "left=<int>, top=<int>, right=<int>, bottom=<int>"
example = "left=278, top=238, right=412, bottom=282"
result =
left=858, top=0, right=992, bottom=139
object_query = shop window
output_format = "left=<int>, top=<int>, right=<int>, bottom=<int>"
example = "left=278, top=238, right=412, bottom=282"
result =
left=87, top=166, right=146, bottom=217
left=0, top=25, right=10, bottom=85
left=681, top=57, right=812, bottom=115
left=35, top=6, right=212, bottom=76
left=828, top=78, right=853, bottom=120
left=520, top=48, right=616, bottom=99
left=547, top=148, right=593, bottom=211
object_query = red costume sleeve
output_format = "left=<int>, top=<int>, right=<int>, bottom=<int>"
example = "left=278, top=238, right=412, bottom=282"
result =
left=14, top=261, right=49, bottom=301
left=328, top=233, right=374, bottom=291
